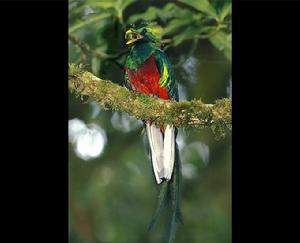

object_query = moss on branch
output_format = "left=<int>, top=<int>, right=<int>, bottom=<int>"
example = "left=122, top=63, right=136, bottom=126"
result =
left=69, top=63, right=232, bottom=138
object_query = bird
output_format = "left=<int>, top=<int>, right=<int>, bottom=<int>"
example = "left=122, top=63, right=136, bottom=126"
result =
left=124, top=22, right=183, bottom=243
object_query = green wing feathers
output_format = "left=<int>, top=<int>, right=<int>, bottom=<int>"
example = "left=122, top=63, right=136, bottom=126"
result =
left=154, top=50, right=179, bottom=101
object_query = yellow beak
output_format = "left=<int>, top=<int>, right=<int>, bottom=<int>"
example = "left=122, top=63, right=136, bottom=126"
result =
left=125, top=29, right=144, bottom=45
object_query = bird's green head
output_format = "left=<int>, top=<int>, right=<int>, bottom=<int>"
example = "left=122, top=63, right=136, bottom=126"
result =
left=125, top=22, right=163, bottom=46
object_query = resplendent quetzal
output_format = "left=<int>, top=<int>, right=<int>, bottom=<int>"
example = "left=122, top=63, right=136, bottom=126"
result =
left=124, top=22, right=183, bottom=242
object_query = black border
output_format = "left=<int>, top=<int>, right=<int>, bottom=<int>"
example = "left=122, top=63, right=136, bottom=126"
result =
left=0, top=1, right=69, bottom=241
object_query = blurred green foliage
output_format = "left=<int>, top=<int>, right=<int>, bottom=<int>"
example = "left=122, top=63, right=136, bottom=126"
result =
left=69, top=0, right=231, bottom=243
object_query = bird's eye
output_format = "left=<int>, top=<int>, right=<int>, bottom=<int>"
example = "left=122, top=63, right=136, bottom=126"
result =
left=142, top=29, right=147, bottom=34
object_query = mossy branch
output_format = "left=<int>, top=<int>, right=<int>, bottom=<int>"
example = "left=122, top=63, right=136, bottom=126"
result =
left=69, top=63, right=232, bottom=138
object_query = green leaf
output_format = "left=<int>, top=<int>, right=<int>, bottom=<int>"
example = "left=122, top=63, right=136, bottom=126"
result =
left=120, top=0, right=136, bottom=10
left=69, top=13, right=111, bottom=33
left=164, top=19, right=193, bottom=36
left=218, top=1, right=231, bottom=22
left=209, top=31, right=231, bottom=61
left=127, top=6, right=158, bottom=23
left=88, top=0, right=135, bottom=13
left=162, top=2, right=178, bottom=12
left=127, top=3, right=195, bottom=24
left=177, top=0, right=217, bottom=17
left=159, top=3, right=189, bottom=21
left=163, top=13, right=203, bottom=36
left=171, top=24, right=216, bottom=46
left=209, top=31, right=227, bottom=51
left=172, top=26, right=201, bottom=46
left=88, top=0, right=117, bottom=10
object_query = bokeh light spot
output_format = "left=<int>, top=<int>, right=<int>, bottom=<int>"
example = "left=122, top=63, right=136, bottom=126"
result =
left=69, top=119, right=107, bottom=161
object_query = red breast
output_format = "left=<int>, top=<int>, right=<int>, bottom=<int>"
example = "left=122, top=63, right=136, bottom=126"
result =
left=125, top=55, right=170, bottom=100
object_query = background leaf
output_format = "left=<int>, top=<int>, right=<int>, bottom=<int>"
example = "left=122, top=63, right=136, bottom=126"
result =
left=209, top=31, right=232, bottom=61
left=120, top=0, right=136, bottom=10
left=128, top=6, right=158, bottom=23
left=177, top=0, right=217, bottom=17
left=218, top=1, right=232, bottom=22
left=69, top=13, right=111, bottom=33
left=163, top=13, right=203, bottom=36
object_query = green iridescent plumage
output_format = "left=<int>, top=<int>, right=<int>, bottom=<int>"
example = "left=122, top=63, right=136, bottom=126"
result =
left=124, top=22, right=178, bottom=101
left=155, top=49, right=178, bottom=101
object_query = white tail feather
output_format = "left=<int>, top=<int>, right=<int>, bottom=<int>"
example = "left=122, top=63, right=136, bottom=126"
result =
left=146, top=123, right=176, bottom=184
left=163, top=125, right=175, bottom=180
left=150, top=125, right=164, bottom=174
left=146, top=123, right=163, bottom=184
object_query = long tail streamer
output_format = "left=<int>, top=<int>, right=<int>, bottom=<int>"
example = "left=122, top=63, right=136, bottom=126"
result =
left=148, top=140, right=183, bottom=243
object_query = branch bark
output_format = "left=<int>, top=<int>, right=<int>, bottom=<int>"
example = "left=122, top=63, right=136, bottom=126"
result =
left=69, top=64, right=232, bottom=138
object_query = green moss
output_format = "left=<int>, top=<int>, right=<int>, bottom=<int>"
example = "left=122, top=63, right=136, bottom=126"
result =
left=68, top=63, right=232, bottom=139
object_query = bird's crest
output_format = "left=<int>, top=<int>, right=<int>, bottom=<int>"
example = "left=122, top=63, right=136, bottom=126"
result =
left=126, top=21, right=163, bottom=46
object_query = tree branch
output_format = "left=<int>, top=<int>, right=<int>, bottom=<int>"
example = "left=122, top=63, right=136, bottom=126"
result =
left=69, top=64, right=231, bottom=138
left=68, top=33, right=128, bottom=68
